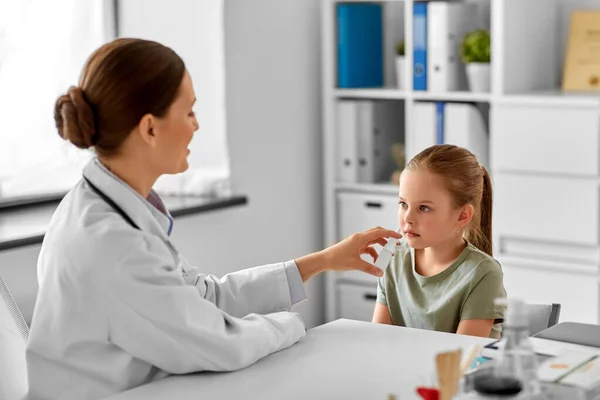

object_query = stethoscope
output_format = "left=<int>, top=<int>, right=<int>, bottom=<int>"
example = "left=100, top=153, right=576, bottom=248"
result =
left=83, top=177, right=140, bottom=230
left=83, top=177, right=191, bottom=280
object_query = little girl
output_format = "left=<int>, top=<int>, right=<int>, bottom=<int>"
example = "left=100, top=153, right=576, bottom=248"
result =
left=373, top=144, right=507, bottom=338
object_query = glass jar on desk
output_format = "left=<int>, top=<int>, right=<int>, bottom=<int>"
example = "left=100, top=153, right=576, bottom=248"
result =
left=458, top=298, right=543, bottom=399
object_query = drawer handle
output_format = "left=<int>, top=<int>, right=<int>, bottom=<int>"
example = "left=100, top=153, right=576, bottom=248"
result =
left=365, top=202, right=382, bottom=209
left=364, top=293, right=377, bottom=301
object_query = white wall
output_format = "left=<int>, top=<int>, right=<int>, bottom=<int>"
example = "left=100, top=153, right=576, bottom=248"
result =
left=215, top=0, right=325, bottom=327
left=118, top=0, right=229, bottom=174
left=0, top=0, right=325, bottom=329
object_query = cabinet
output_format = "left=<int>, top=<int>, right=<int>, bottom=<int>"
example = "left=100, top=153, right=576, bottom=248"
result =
left=492, top=104, right=600, bottom=176
left=501, top=257, right=599, bottom=324
left=337, top=192, right=399, bottom=284
left=337, top=282, right=379, bottom=322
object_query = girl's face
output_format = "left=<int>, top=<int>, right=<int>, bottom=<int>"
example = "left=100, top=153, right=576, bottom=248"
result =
left=398, top=169, right=466, bottom=249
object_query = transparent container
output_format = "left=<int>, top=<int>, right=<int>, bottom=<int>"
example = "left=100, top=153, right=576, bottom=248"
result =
left=490, top=298, right=541, bottom=397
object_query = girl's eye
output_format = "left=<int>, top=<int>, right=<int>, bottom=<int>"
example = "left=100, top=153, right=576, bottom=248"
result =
left=398, top=201, right=407, bottom=208
left=420, top=205, right=430, bottom=212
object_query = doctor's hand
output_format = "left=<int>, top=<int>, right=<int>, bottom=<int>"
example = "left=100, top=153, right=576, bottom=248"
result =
left=294, top=226, right=402, bottom=282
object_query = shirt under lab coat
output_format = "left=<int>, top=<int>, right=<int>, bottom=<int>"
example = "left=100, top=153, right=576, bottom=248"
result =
left=25, top=158, right=308, bottom=400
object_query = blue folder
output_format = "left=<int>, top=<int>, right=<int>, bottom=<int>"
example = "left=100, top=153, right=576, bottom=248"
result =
left=413, top=2, right=427, bottom=91
left=337, top=3, right=383, bottom=88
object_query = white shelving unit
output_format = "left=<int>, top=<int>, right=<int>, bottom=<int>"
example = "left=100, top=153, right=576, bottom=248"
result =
left=334, top=88, right=407, bottom=100
left=335, top=182, right=400, bottom=196
left=321, top=0, right=600, bottom=325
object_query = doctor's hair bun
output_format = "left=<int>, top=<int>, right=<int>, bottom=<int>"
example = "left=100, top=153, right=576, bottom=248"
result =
left=54, top=86, right=96, bottom=149
left=53, top=38, right=186, bottom=156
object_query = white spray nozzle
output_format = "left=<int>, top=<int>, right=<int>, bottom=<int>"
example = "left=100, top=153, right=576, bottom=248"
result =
left=373, top=228, right=403, bottom=272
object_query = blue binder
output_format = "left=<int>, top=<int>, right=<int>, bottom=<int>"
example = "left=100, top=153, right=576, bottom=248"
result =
left=413, top=2, right=428, bottom=91
left=337, top=3, right=383, bottom=88
left=436, top=102, right=445, bottom=144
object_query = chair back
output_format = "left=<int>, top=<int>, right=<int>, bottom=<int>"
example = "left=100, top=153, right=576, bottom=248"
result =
left=0, top=274, right=29, bottom=400
left=526, top=303, right=561, bottom=336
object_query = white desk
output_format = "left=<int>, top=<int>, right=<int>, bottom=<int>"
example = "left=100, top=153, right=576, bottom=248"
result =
left=105, top=319, right=494, bottom=400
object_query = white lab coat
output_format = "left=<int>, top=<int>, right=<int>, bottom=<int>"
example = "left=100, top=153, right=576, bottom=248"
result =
left=25, top=159, right=307, bottom=400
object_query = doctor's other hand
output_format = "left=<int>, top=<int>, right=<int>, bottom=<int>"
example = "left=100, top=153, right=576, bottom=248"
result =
left=294, top=226, right=402, bottom=282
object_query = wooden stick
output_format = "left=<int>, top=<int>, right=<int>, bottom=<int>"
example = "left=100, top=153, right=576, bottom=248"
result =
left=460, top=343, right=482, bottom=376
left=436, top=349, right=462, bottom=400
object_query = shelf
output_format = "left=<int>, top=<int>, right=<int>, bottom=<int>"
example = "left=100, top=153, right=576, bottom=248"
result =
left=412, top=91, right=492, bottom=102
left=333, top=89, right=494, bottom=103
left=497, top=91, right=600, bottom=109
left=334, top=88, right=406, bottom=100
left=333, top=89, right=600, bottom=108
left=335, top=182, right=399, bottom=196
left=327, top=0, right=405, bottom=3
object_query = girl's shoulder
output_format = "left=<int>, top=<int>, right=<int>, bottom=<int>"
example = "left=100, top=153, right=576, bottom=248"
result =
left=463, top=242, right=503, bottom=275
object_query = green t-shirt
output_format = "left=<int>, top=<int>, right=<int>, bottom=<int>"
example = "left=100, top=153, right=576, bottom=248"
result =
left=376, top=241, right=507, bottom=339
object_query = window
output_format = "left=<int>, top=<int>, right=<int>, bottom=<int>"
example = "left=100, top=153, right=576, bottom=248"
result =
left=0, top=0, right=231, bottom=199
left=0, top=0, right=113, bottom=199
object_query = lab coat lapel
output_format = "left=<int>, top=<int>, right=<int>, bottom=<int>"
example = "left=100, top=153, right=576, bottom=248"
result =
left=82, top=158, right=171, bottom=241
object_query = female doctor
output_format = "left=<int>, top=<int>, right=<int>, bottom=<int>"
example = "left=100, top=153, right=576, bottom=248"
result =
left=25, top=38, right=401, bottom=400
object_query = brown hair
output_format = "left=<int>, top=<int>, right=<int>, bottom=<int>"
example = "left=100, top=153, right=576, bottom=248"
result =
left=54, top=38, right=186, bottom=156
left=405, top=144, right=493, bottom=256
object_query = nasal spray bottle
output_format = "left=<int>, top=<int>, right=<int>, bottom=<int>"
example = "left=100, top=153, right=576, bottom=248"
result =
left=374, top=228, right=403, bottom=273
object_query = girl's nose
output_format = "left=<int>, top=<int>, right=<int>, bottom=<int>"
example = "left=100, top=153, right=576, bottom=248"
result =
left=402, top=209, right=414, bottom=224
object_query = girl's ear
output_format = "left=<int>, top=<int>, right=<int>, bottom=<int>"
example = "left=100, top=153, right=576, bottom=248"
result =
left=457, top=204, right=475, bottom=228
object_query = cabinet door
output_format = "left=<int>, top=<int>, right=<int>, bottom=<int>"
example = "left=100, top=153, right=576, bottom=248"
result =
left=493, top=104, right=600, bottom=176
left=337, top=282, right=378, bottom=322
left=494, top=173, right=599, bottom=247
left=337, top=192, right=399, bottom=284
left=501, top=259, right=599, bottom=325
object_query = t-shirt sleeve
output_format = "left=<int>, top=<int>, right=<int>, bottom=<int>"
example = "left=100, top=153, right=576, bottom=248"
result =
left=376, top=274, right=388, bottom=305
left=460, top=260, right=507, bottom=322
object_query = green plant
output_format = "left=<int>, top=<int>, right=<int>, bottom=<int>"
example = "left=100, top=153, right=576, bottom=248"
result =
left=396, top=40, right=405, bottom=57
left=461, top=29, right=490, bottom=63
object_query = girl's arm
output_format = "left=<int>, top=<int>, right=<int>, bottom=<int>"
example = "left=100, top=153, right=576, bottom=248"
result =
left=372, top=303, right=393, bottom=324
left=457, top=319, right=494, bottom=337
left=459, top=260, right=506, bottom=338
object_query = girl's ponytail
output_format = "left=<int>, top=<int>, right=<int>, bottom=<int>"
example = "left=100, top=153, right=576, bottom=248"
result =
left=470, top=166, right=493, bottom=256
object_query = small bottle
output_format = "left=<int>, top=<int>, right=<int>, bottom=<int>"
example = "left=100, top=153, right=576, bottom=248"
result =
left=374, top=229, right=402, bottom=272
